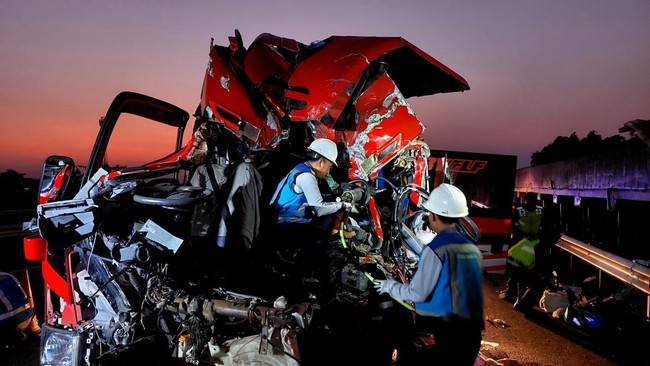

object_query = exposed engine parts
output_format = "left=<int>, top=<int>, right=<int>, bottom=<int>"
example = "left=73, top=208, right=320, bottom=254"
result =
left=27, top=29, right=474, bottom=365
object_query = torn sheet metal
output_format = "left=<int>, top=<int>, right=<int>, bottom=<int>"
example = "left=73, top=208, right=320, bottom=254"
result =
left=37, top=198, right=98, bottom=243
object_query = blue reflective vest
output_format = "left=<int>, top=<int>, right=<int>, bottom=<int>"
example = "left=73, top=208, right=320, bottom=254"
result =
left=270, top=163, right=314, bottom=224
left=415, top=230, right=484, bottom=321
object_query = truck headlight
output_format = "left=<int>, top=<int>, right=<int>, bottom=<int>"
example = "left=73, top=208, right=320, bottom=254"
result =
left=40, top=324, right=83, bottom=366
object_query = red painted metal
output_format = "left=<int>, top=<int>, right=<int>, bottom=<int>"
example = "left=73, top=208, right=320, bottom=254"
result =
left=39, top=164, right=71, bottom=204
left=23, top=235, right=47, bottom=261
left=285, top=36, right=469, bottom=123
left=197, top=33, right=470, bottom=183
left=409, top=144, right=430, bottom=205
left=41, top=253, right=71, bottom=305
left=199, top=44, right=283, bottom=150
left=24, top=235, right=74, bottom=318
left=344, top=74, right=426, bottom=180
left=368, top=196, right=384, bottom=244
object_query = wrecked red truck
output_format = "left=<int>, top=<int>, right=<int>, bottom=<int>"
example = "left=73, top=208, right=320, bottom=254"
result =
left=23, top=30, right=493, bottom=365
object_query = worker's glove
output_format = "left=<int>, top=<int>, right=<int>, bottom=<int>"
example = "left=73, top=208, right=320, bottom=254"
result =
left=342, top=201, right=359, bottom=214
left=373, top=279, right=395, bottom=295
left=340, top=187, right=364, bottom=203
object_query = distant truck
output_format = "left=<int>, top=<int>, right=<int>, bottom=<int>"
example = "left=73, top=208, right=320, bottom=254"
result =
left=429, top=149, right=517, bottom=273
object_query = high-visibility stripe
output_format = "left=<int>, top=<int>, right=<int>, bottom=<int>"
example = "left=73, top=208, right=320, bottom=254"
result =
left=520, top=245, right=535, bottom=254
left=0, top=303, right=30, bottom=322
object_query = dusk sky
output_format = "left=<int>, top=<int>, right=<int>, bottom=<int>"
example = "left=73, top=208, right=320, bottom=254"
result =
left=1, top=1, right=649, bottom=179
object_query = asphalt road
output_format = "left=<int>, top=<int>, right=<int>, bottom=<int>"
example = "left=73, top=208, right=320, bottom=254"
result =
left=2, top=273, right=641, bottom=366
left=1, top=332, right=39, bottom=366
left=480, top=273, right=621, bottom=366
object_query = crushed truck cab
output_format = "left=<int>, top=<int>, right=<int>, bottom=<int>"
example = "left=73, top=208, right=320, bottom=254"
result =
left=23, top=30, right=483, bottom=365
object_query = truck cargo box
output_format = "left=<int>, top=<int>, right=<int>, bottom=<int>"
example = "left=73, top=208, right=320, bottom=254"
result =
left=429, top=149, right=517, bottom=273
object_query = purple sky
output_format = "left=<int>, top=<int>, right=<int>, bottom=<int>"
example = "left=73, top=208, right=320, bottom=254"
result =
left=1, top=0, right=649, bottom=178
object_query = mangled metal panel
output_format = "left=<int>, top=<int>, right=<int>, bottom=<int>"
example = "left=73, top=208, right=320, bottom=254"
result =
left=284, top=35, right=469, bottom=124
left=200, top=40, right=282, bottom=150
left=345, top=73, right=425, bottom=180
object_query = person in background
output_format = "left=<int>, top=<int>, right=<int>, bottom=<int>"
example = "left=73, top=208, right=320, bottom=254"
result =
left=374, top=183, right=484, bottom=366
left=512, top=191, right=543, bottom=242
left=500, top=191, right=551, bottom=312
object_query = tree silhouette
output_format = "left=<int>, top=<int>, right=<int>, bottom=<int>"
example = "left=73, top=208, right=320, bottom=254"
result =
left=530, top=130, right=629, bottom=166
left=0, top=169, right=39, bottom=209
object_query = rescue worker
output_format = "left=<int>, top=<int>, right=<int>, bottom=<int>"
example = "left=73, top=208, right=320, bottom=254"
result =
left=268, top=138, right=354, bottom=272
left=374, top=183, right=484, bottom=366
left=500, top=191, right=547, bottom=311
left=512, top=191, right=543, bottom=242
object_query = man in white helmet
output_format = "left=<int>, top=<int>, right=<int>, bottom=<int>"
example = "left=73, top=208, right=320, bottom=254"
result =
left=270, top=138, right=348, bottom=227
left=268, top=138, right=353, bottom=273
left=374, top=183, right=484, bottom=366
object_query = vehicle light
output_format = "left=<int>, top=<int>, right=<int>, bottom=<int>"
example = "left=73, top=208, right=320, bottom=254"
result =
left=40, top=324, right=83, bottom=366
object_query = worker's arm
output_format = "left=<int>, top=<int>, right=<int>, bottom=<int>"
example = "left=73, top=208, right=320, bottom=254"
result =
left=387, top=246, right=441, bottom=303
left=296, top=173, right=343, bottom=216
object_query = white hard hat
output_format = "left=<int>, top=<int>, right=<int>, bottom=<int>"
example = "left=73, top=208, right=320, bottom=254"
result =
left=308, top=138, right=338, bottom=166
left=421, top=183, right=469, bottom=218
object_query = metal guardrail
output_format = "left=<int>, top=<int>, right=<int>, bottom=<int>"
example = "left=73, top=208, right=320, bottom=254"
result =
left=556, top=234, right=650, bottom=319
left=0, top=209, right=35, bottom=238
left=0, top=228, right=30, bottom=238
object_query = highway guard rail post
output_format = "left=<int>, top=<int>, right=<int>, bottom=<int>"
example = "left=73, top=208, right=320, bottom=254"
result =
left=556, top=234, right=650, bottom=319
left=0, top=209, right=35, bottom=238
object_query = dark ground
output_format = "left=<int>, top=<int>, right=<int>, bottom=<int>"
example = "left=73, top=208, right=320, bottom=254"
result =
left=481, top=273, right=646, bottom=366
left=3, top=272, right=646, bottom=366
